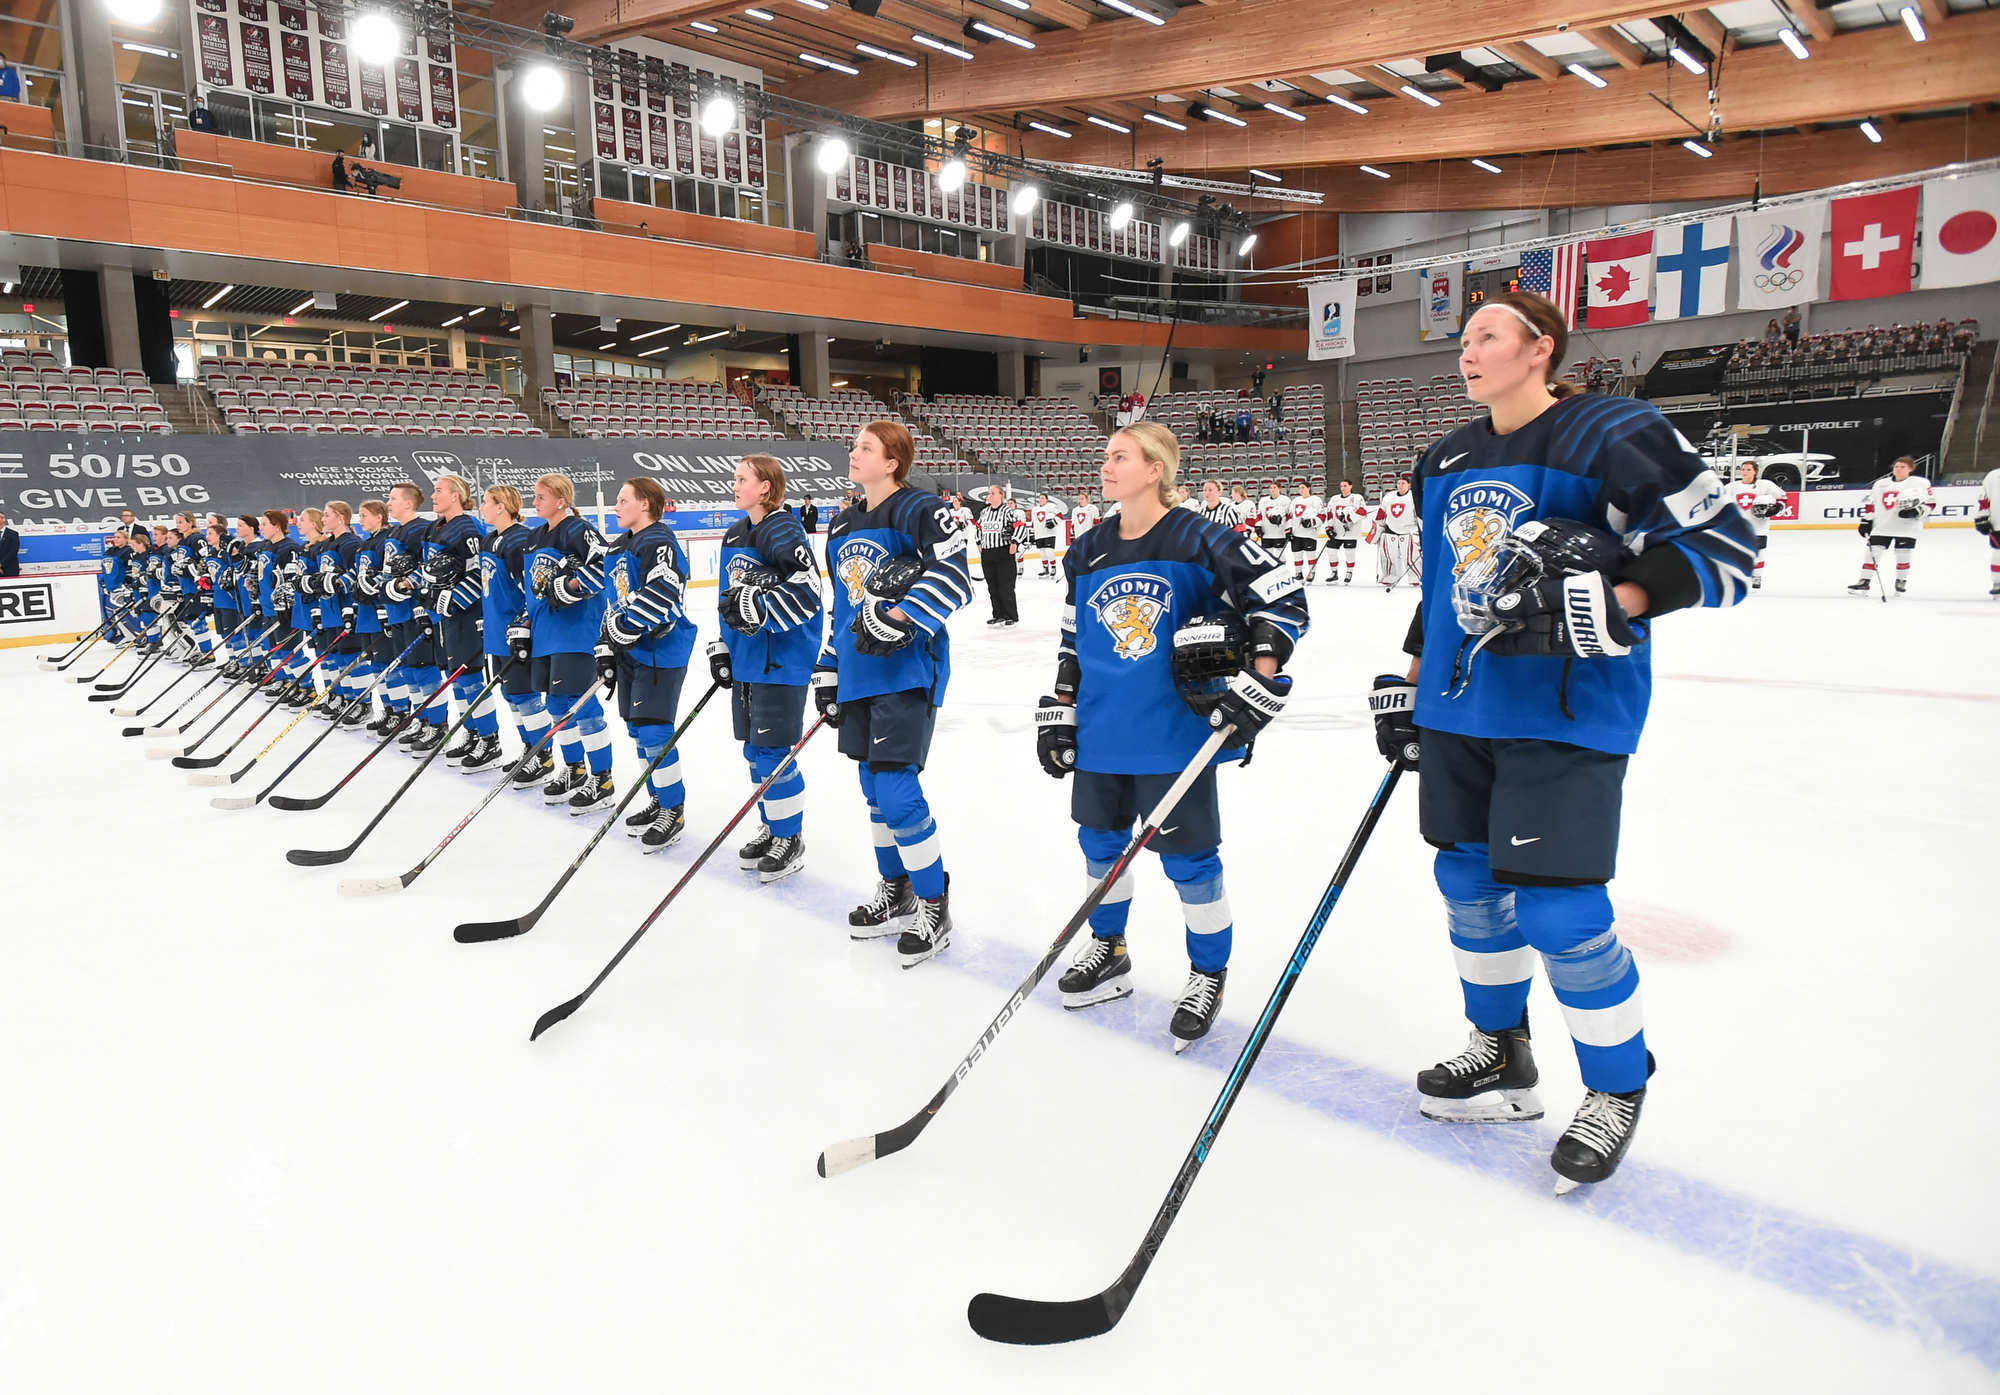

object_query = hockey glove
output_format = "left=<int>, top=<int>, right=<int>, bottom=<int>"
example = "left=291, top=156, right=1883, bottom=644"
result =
left=851, top=600, right=917, bottom=657
left=1976, top=516, right=1993, bottom=536
left=1482, top=572, right=1644, bottom=660
left=1857, top=519, right=1874, bottom=538
left=1369, top=676, right=1420, bottom=770
left=1209, top=669, right=1292, bottom=737
left=1897, top=501, right=1924, bottom=520
left=720, top=583, right=767, bottom=636
left=548, top=560, right=593, bottom=609
left=341, top=605, right=356, bottom=631
left=594, top=641, right=618, bottom=698
left=506, top=617, right=533, bottom=665
left=706, top=639, right=733, bottom=688
left=1035, top=697, right=1077, bottom=779
left=1752, top=501, right=1785, bottom=520
left=811, top=665, right=842, bottom=728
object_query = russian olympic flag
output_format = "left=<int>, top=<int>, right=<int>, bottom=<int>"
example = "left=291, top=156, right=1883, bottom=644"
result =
left=1735, top=203, right=1824, bottom=310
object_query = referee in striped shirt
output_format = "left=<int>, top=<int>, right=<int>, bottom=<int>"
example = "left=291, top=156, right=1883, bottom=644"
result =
left=1194, top=479, right=1237, bottom=527
left=976, top=484, right=1019, bottom=626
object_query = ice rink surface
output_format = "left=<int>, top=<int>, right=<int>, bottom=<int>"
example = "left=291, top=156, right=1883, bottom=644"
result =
left=2, top=528, right=1995, bottom=1393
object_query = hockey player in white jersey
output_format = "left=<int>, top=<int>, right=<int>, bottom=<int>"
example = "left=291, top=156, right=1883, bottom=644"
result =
left=1287, top=481, right=1324, bottom=584
left=1323, top=479, right=1367, bottom=585
left=1728, top=462, right=1788, bottom=590
left=1255, top=482, right=1290, bottom=555
left=950, top=493, right=975, bottom=538
left=1070, top=495, right=1100, bottom=539
left=1976, top=466, right=2000, bottom=597
left=1848, top=455, right=1933, bottom=595
left=1371, top=473, right=1421, bottom=589
left=1029, top=493, right=1064, bottom=577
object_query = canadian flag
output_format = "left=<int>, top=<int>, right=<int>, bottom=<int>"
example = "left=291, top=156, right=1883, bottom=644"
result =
left=1920, top=172, right=2000, bottom=290
left=1585, top=232, right=1653, bottom=328
left=1830, top=186, right=1919, bottom=301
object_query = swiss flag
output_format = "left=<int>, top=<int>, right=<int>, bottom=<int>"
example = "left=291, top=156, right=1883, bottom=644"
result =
left=1585, top=232, right=1653, bottom=328
left=1830, top=186, right=1918, bottom=301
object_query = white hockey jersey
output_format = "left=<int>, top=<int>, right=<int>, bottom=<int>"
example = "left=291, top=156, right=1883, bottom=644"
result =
left=1374, top=490, right=1421, bottom=536
left=1865, top=474, right=1933, bottom=539
left=1031, top=503, right=1063, bottom=539
left=950, top=503, right=975, bottom=534
left=1255, top=496, right=1291, bottom=541
left=1326, top=495, right=1368, bottom=539
left=1728, top=478, right=1788, bottom=537
left=1287, top=495, right=1324, bottom=539
left=1977, top=468, right=2000, bottom=525
left=1071, top=502, right=1100, bottom=535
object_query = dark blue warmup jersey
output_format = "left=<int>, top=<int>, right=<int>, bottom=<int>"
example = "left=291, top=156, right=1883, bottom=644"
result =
left=604, top=520, right=698, bottom=670
left=824, top=487, right=972, bottom=702
left=719, top=509, right=823, bottom=687
left=1061, top=508, right=1309, bottom=776
left=479, top=521, right=541, bottom=657
left=524, top=513, right=608, bottom=655
left=422, top=513, right=487, bottom=621
left=380, top=518, right=429, bottom=626
left=1410, top=392, right=1755, bottom=756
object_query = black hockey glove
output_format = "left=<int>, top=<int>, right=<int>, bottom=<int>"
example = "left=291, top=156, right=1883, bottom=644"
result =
left=1369, top=676, right=1419, bottom=770
left=341, top=604, right=356, bottom=632
left=720, top=576, right=770, bottom=636
left=1857, top=519, right=1873, bottom=538
left=1482, top=572, right=1645, bottom=660
left=1897, top=501, right=1924, bottom=520
left=1035, top=697, right=1076, bottom=779
left=811, top=665, right=841, bottom=728
left=1752, top=501, right=1784, bottom=520
left=1976, top=516, right=1993, bottom=536
left=1209, top=669, right=1291, bottom=737
left=706, top=639, right=733, bottom=688
left=506, top=617, right=533, bottom=665
left=594, top=640, right=618, bottom=698
left=852, top=600, right=917, bottom=657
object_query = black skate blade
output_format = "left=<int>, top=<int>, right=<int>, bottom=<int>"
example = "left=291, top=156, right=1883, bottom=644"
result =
left=286, top=845, right=355, bottom=867
left=967, top=1292, right=1117, bottom=1346
left=529, top=992, right=586, bottom=1041
left=455, top=911, right=540, bottom=944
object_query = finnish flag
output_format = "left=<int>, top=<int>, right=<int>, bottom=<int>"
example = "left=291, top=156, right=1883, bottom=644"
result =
left=1653, top=216, right=1733, bottom=321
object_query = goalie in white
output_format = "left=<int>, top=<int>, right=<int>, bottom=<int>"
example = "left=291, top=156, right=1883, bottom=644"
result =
left=1372, top=473, right=1422, bottom=590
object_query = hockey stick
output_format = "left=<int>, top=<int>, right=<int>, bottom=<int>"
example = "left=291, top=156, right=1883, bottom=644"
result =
left=132, top=620, right=283, bottom=738
left=529, top=715, right=828, bottom=1041
left=67, top=610, right=167, bottom=685
left=172, top=630, right=350, bottom=770
left=38, top=597, right=143, bottom=669
left=188, top=645, right=370, bottom=786
left=266, top=658, right=472, bottom=813
left=210, top=633, right=426, bottom=811
left=816, top=724, right=1236, bottom=1180
left=966, top=763, right=1403, bottom=1345
left=146, top=634, right=303, bottom=759
left=336, top=679, right=608, bottom=893
left=110, top=612, right=257, bottom=716
left=284, top=659, right=517, bottom=867
left=89, top=609, right=203, bottom=698
left=454, top=680, right=725, bottom=942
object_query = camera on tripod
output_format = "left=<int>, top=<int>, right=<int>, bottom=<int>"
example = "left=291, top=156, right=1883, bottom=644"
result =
left=351, top=163, right=403, bottom=196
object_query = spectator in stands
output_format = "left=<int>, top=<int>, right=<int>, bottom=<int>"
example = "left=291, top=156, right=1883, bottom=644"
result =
left=0, top=53, right=21, bottom=103
left=331, top=151, right=350, bottom=194
left=0, top=510, right=18, bottom=577
left=1763, top=319, right=1782, bottom=346
left=1783, top=306, right=1801, bottom=345
left=1195, top=407, right=1212, bottom=442
left=188, top=90, right=215, bottom=132
left=1235, top=402, right=1253, bottom=443
left=358, top=133, right=378, bottom=160
left=639, top=221, right=651, bottom=238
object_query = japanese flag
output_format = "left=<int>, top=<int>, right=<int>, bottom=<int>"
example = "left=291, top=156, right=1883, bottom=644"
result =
left=1830, top=186, right=1918, bottom=301
left=1585, top=232, right=1653, bottom=328
left=1920, top=173, right=2000, bottom=290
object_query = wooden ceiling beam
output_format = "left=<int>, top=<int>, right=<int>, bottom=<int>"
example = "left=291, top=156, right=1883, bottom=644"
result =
left=784, top=0, right=1691, bottom=118
left=1491, top=41, right=1562, bottom=82
left=1015, top=12, right=2000, bottom=169
left=1581, top=24, right=1648, bottom=69
left=1788, top=4, right=1833, bottom=42
left=1678, top=10, right=1728, bottom=55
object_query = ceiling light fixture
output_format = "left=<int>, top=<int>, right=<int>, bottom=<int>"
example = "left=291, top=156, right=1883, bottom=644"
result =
left=1248, top=168, right=1282, bottom=183
left=700, top=94, right=738, bottom=134
left=639, top=344, right=673, bottom=358
left=1471, top=157, right=1502, bottom=174
left=1010, top=183, right=1040, bottom=215
left=744, top=7, right=775, bottom=18
left=1777, top=27, right=1809, bottom=60
left=1399, top=84, right=1442, bottom=108
left=856, top=42, right=917, bottom=67
left=690, top=19, right=720, bottom=32
left=911, top=32, right=975, bottom=60
left=969, top=20, right=1034, bottom=48
left=1900, top=5, right=1926, bottom=41
left=287, top=296, right=314, bottom=316
left=1100, top=0, right=1165, bottom=25
left=693, top=329, right=731, bottom=342
left=519, top=63, right=566, bottom=112
left=799, top=51, right=861, bottom=74
left=369, top=299, right=409, bottom=321
left=1086, top=115, right=1132, bottom=133
left=938, top=157, right=967, bottom=192
left=442, top=314, right=465, bottom=327
left=1027, top=120, right=1071, bottom=138
left=1668, top=44, right=1705, bottom=75
left=798, top=0, right=830, bottom=8
left=815, top=136, right=851, bottom=173
left=1324, top=92, right=1369, bottom=115
left=632, top=324, right=683, bottom=340
left=1566, top=62, right=1608, bottom=88
left=349, top=11, right=400, bottom=66
left=1108, top=201, right=1134, bottom=229
left=1168, top=221, right=1191, bottom=247
left=1682, top=139, right=1713, bottom=158
left=1141, top=111, right=1187, bottom=131
left=1263, top=101, right=1307, bottom=122
left=1860, top=119, right=1883, bottom=143
left=201, top=284, right=235, bottom=309
left=1359, top=164, right=1391, bottom=179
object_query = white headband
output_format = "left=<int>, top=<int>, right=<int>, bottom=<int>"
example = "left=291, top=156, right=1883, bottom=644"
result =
left=1484, top=302, right=1553, bottom=340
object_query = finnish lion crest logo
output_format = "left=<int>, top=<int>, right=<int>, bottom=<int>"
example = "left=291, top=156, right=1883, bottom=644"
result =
left=1089, top=573, right=1172, bottom=661
left=835, top=539, right=887, bottom=606
left=1442, top=480, right=1535, bottom=586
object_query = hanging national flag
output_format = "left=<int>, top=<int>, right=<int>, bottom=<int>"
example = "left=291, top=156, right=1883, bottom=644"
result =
left=1921, top=172, right=2000, bottom=290
left=1516, top=243, right=1582, bottom=328
left=1653, top=216, right=1732, bottom=320
left=1830, top=186, right=1918, bottom=301
left=1735, top=202, right=1824, bottom=310
left=1586, top=231, right=1653, bottom=328
left=1306, top=277, right=1358, bottom=360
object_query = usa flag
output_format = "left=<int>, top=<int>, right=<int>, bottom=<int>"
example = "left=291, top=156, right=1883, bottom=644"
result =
left=1518, top=243, right=1583, bottom=328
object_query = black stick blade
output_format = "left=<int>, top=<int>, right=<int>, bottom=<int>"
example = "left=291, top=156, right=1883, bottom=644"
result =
left=529, top=993, right=586, bottom=1041
left=454, top=913, right=537, bottom=944
left=268, top=792, right=331, bottom=812
left=967, top=1293, right=1118, bottom=1346
left=171, top=753, right=227, bottom=769
left=286, top=845, right=354, bottom=867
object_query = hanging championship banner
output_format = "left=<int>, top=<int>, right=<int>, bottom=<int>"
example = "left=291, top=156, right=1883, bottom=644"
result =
left=239, top=0, right=267, bottom=20
left=1418, top=262, right=1463, bottom=341
left=833, top=156, right=851, bottom=202
left=722, top=131, right=742, bottom=185
left=428, top=63, right=455, bottom=127
left=320, top=40, right=350, bottom=107
left=240, top=22, right=275, bottom=94
left=393, top=56, right=423, bottom=122
left=745, top=134, right=764, bottom=189
left=671, top=63, right=690, bottom=118
left=594, top=102, right=617, bottom=159
left=277, top=3, right=304, bottom=30
left=1307, top=277, right=1359, bottom=360
left=872, top=161, right=889, bottom=206
left=315, top=8, right=341, bottom=37
left=427, top=35, right=452, bottom=64
left=358, top=60, right=387, bottom=115
left=673, top=119, right=694, bottom=175
left=280, top=30, right=313, bottom=101
left=621, top=105, right=643, bottom=165
left=197, top=14, right=234, bottom=86
left=645, top=58, right=666, bottom=112
left=648, top=114, right=670, bottom=169
left=592, top=70, right=612, bottom=102
left=698, top=130, right=719, bottom=180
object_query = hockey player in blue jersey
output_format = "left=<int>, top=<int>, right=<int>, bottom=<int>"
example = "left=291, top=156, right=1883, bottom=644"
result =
left=318, top=502, right=373, bottom=725
left=1368, top=290, right=1756, bottom=1194
left=353, top=500, right=401, bottom=732
left=596, top=476, right=698, bottom=842
left=414, top=474, right=499, bottom=768
left=284, top=509, right=332, bottom=706
left=1039, top=421, right=1309, bottom=1050
left=167, top=513, right=213, bottom=663
left=378, top=483, right=439, bottom=752
left=254, top=510, right=303, bottom=688
left=225, top=516, right=260, bottom=678
left=481, top=485, right=550, bottom=771
left=521, top=472, right=613, bottom=808
left=816, top=420, right=973, bottom=966
left=713, top=454, right=824, bottom=883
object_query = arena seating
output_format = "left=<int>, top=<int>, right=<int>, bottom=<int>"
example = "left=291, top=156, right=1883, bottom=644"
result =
left=1356, top=373, right=1477, bottom=494
left=1722, top=319, right=1977, bottom=400
left=0, top=352, right=173, bottom=433
left=202, top=357, right=540, bottom=435
left=1145, top=385, right=1325, bottom=492
left=543, top=376, right=782, bottom=440
left=900, top=393, right=1101, bottom=493
left=761, top=385, right=958, bottom=472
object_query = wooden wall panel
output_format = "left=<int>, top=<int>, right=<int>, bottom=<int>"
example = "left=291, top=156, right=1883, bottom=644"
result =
left=865, top=243, right=1025, bottom=292
left=0, top=99, right=57, bottom=144
left=174, top=131, right=514, bottom=217
left=593, top=198, right=816, bottom=259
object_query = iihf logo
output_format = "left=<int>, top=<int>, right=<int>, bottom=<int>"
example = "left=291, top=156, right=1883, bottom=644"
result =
left=1089, top=572, right=1171, bottom=661
left=1442, top=480, right=1535, bottom=584
left=835, top=537, right=888, bottom=605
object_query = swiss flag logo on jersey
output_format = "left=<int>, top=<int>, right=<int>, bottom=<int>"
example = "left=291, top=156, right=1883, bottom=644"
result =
left=1385, top=500, right=1409, bottom=520
left=1830, top=187, right=1919, bottom=301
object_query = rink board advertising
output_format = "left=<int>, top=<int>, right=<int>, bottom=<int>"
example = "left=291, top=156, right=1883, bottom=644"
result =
left=1659, top=390, right=1951, bottom=491
left=0, top=434, right=858, bottom=529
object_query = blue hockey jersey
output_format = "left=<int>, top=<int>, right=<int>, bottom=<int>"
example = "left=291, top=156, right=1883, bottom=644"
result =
left=1061, top=508, right=1309, bottom=775
left=1408, top=392, right=1755, bottom=755
left=822, top=487, right=971, bottom=703
left=421, top=512, right=487, bottom=620
left=479, top=520, right=541, bottom=658
left=379, top=517, right=430, bottom=626
left=524, top=513, right=608, bottom=656
left=718, top=508, right=823, bottom=686
left=604, top=519, right=698, bottom=670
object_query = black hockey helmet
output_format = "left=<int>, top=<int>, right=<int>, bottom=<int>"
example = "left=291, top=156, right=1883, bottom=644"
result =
left=1170, top=613, right=1247, bottom=718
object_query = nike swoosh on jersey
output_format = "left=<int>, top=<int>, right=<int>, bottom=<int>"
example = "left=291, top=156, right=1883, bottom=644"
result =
left=1509, top=835, right=1540, bottom=846
left=872, top=735, right=889, bottom=744
left=1441, top=453, right=1469, bottom=470
left=1160, top=825, right=1179, bottom=835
